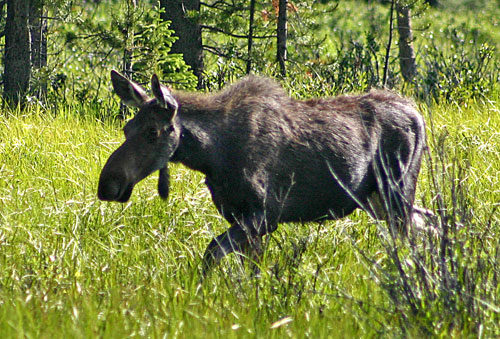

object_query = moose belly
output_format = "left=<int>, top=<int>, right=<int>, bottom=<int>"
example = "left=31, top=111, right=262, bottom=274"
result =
left=205, top=172, right=371, bottom=224
left=278, top=190, right=360, bottom=223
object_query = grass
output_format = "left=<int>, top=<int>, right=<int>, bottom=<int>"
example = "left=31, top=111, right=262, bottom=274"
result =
left=0, top=93, right=499, bottom=337
left=1, top=0, right=500, bottom=336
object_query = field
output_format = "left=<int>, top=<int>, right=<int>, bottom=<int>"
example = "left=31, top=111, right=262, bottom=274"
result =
left=1, top=0, right=500, bottom=337
left=1, top=90, right=499, bottom=338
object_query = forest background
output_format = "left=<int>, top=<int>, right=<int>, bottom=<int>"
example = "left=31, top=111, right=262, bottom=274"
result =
left=0, top=0, right=499, bottom=337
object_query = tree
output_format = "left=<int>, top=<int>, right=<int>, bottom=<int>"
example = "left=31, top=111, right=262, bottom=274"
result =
left=121, top=0, right=137, bottom=80
left=276, top=0, right=287, bottom=76
left=3, top=0, right=31, bottom=106
left=160, top=1, right=323, bottom=84
left=246, top=0, right=256, bottom=74
left=160, top=0, right=204, bottom=88
left=383, top=0, right=418, bottom=86
left=50, top=0, right=196, bottom=108
left=200, top=0, right=275, bottom=85
left=396, top=2, right=417, bottom=83
left=29, top=0, right=48, bottom=98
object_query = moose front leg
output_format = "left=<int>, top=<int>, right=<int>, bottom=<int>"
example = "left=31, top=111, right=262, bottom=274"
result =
left=201, top=223, right=249, bottom=276
left=201, top=214, right=276, bottom=277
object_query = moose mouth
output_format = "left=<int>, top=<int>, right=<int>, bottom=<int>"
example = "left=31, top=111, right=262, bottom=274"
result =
left=98, top=168, right=169, bottom=203
left=98, top=177, right=135, bottom=203
left=115, top=183, right=134, bottom=203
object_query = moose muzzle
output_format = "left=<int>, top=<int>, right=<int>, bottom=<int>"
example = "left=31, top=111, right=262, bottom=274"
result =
left=97, top=143, right=137, bottom=202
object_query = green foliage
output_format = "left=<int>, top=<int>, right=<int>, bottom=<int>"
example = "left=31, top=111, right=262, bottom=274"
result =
left=126, top=4, right=198, bottom=87
left=44, top=0, right=196, bottom=111
left=282, top=0, right=500, bottom=100
left=201, top=1, right=331, bottom=87
left=418, top=25, right=498, bottom=102
left=290, top=31, right=383, bottom=95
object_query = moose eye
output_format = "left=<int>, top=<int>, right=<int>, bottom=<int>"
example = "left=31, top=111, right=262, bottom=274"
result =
left=147, top=127, right=159, bottom=141
left=164, top=125, right=175, bottom=135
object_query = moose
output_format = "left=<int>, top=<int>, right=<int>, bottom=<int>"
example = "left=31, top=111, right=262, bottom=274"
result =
left=98, top=71, right=427, bottom=276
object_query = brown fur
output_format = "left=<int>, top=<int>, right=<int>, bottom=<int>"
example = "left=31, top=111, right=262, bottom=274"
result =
left=98, top=72, right=426, bottom=276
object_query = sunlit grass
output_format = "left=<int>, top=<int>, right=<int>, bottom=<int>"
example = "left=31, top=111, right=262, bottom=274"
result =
left=0, top=95, right=499, bottom=337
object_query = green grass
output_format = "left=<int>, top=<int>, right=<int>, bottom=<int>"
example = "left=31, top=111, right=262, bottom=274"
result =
left=0, top=106, right=376, bottom=337
left=1, top=0, right=500, bottom=336
left=0, top=94, right=499, bottom=337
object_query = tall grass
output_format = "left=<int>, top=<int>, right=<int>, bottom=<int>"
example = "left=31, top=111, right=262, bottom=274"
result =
left=362, top=99, right=500, bottom=335
left=0, top=97, right=499, bottom=337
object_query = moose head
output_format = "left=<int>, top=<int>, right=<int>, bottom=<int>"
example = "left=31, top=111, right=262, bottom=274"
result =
left=98, top=71, right=179, bottom=202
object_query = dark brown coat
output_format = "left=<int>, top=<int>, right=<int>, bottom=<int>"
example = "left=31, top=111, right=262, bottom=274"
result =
left=98, top=71, right=426, bottom=275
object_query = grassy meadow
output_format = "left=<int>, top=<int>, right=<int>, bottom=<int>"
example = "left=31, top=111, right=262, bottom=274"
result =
left=1, top=0, right=500, bottom=337
left=0, top=93, right=499, bottom=337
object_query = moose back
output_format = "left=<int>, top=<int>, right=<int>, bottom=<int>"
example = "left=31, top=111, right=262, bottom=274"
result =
left=98, top=71, right=426, bottom=275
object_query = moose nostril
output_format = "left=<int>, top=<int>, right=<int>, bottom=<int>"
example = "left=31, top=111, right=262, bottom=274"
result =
left=98, top=177, right=122, bottom=201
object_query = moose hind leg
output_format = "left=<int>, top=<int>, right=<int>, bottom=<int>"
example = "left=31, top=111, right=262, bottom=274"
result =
left=366, top=191, right=388, bottom=221
left=375, top=152, right=418, bottom=234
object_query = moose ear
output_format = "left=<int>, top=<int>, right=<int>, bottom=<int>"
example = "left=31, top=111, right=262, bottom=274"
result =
left=151, top=74, right=179, bottom=112
left=110, top=70, right=149, bottom=107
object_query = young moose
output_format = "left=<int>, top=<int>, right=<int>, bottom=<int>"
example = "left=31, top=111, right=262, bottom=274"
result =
left=98, top=71, right=426, bottom=275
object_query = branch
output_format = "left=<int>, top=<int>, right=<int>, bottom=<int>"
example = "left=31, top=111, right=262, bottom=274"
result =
left=202, top=45, right=233, bottom=58
left=40, top=16, right=64, bottom=21
left=246, top=0, right=256, bottom=74
left=203, top=45, right=248, bottom=61
left=200, top=1, right=247, bottom=11
left=200, top=1, right=228, bottom=9
left=201, top=25, right=275, bottom=39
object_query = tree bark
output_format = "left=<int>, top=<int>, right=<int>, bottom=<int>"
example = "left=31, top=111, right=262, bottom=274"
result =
left=4, top=0, right=31, bottom=106
left=160, top=0, right=204, bottom=88
left=29, top=0, right=48, bottom=99
left=122, top=0, right=136, bottom=79
left=246, top=0, right=256, bottom=74
left=383, top=0, right=395, bottom=87
left=119, top=0, right=137, bottom=119
left=277, top=0, right=287, bottom=77
left=396, top=3, right=417, bottom=83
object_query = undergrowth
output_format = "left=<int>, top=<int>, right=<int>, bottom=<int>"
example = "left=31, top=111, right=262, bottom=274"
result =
left=0, top=93, right=499, bottom=337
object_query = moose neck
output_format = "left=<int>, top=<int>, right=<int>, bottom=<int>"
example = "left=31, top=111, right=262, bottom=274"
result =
left=169, top=92, right=223, bottom=177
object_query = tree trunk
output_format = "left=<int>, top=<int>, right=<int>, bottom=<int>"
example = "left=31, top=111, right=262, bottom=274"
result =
left=396, top=3, right=417, bottom=83
left=4, top=0, right=31, bottom=107
left=121, top=0, right=136, bottom=79
left=160, top=0, right=204, bottom=88
left=119, top=0, right=137, bottom=119
left=29, top=0, right=48, bottom=99
left=383, top=0, right=395, bottom=87
left=246, top=0, right=256, bottom=74
left=277, top=0, right=287, bottom=77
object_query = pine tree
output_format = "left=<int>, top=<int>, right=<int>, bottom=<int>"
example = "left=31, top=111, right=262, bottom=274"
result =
left=4, top=0, right=31, bottom=106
